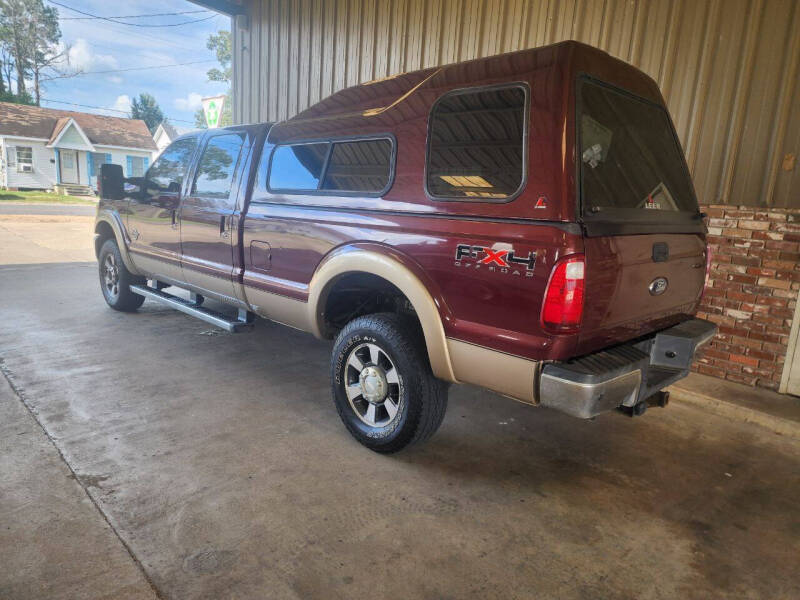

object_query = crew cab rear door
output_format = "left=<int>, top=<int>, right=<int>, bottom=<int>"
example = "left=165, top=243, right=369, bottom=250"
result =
left=179, top=130, right=248, bottom=299
left=575, top=77, right=707, bottom=352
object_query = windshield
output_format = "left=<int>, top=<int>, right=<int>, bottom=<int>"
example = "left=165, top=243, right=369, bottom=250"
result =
left=578, top=78, right=698, bottom=216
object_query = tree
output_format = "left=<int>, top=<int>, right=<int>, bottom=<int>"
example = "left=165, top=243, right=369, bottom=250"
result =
left=0, top=0, right=67, bottom=104
left=130, top=93, right=165, bottom=133
left=0, top=0, right=33, bottom=96
left=27, top=1, right=64, bottom=105
left=0, top=88, right=33, bottom=104
left=206, top=30, right=231, bottom=84
left=0, top=46, right=13, bottom=94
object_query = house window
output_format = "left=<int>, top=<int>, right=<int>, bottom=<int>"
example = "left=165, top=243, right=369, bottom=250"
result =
left=91, top=153, right=107, bottom=177
left=426, top=85, right=528, bottom=201
left=16, top=147, right=33, bottom=173
left=129, top=156, right=146, bottom=177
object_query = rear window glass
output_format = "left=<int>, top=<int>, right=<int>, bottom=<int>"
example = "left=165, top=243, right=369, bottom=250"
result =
left=426, top=85, right=527, bottom=200
left=268, top=138, right=392, bottom=194
left=269, top=143, right=329, bottom=190
left=579, top=79, right=697, bottom=214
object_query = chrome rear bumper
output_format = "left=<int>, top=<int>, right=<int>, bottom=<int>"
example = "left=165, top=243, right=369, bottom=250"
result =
left=539, top=318, right=717, bottom=419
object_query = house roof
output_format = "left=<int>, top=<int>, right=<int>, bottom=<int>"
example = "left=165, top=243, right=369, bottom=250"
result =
left=48, top=117, right=71, bottom=144
left=0, top=102, right=158, bottom=150
left=155, top=121, right=194, bottom=141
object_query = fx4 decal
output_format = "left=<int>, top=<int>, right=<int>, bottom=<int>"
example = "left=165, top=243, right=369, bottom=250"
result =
left=454, top=243, right=537, bottom=277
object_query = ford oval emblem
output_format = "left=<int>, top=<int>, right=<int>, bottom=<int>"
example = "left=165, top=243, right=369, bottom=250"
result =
left=649, top=277, right=668, bottom=296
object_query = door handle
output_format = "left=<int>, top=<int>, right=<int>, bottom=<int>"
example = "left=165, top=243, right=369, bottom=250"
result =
left=220, top=215, right=230, bottom=238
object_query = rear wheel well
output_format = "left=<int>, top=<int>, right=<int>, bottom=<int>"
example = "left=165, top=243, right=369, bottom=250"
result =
left=94, top=221, right=115, bottom=258
left=322, top=272, right=420, bottom=338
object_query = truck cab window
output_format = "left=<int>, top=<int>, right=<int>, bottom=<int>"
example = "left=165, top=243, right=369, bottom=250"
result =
left=268, top=138, right=392, bottom=194
left=147, top=137, right=198, bottom=193
left=191, top=133, right=245, bottom=198
left=426, top=85, right=527, bottom=200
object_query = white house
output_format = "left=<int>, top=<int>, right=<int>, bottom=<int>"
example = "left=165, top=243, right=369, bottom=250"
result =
left=152, top=121, right=194, bottom=158
left=0, top=102, right=157, bottom=194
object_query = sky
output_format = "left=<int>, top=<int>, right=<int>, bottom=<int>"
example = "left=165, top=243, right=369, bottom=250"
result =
left=40, top=0, right=231, bottom=127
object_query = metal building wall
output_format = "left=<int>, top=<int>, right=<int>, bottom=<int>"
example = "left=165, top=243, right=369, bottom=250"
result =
left=233, top=0, right=800, bottom=208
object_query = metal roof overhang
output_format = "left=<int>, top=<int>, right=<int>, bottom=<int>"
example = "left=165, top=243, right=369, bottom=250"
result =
left=187, top=0, right=246, bottom=16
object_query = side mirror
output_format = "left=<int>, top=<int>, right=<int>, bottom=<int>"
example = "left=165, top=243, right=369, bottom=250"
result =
left=99, top=163, right=125, bottom=200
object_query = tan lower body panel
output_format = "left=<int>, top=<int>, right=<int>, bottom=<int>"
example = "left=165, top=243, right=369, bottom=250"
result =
left=243, top=285, right=314, bottom=332
left=181, top=264, right=243, bottom=306
left=129, top=252, right=182, bottom=282
left=446, top=338, right=538, bottom=405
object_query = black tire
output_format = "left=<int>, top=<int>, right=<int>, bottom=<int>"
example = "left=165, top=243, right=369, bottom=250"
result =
left=98, top=238, right=145, bottom=312
left=331, top=313, right=448, bottom=453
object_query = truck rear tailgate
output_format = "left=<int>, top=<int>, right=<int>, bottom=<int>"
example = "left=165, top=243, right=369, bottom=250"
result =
left=577, top=233, right=706, bottom=353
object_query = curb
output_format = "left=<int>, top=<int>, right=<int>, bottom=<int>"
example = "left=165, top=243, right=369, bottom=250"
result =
left=668, top=386, right=800, bottom=441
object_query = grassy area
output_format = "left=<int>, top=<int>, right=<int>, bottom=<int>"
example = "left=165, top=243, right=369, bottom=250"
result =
left=0, top=190, right=96, bottom=205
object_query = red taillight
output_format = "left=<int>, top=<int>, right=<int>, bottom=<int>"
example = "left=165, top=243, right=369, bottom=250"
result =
left=540, top=255, right=585, bottom=333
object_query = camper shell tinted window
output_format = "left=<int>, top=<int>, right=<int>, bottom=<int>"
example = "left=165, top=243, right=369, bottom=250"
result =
left=578, top=77, right=699, bottom=219
left=426, top=84, right=529, bottom=201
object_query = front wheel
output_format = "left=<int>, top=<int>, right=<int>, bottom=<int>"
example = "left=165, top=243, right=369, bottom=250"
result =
left=331, top=313, right=448, bottom=453
left=98, top=238, right=145, bottom=312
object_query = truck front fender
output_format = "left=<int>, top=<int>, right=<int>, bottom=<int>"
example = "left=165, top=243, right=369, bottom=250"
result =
left=308, top=244, right=457, bottom=383
left=94, top=209, right=142, bottom=276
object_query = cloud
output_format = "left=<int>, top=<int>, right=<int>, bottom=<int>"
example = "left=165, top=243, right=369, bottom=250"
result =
left=174, top=92, right=203, bottom=111
left=111, top=95, right=131, bottom=114
left=66, top=39, right=118, bottom=72
left=107, top=75, right=123, bottom=84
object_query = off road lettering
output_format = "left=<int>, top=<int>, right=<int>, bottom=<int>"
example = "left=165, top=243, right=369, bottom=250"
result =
left=455, top=244, right=537, bottom=275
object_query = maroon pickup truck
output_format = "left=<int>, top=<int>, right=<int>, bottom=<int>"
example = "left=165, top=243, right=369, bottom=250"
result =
left=95, top=41, right=715, bottom=452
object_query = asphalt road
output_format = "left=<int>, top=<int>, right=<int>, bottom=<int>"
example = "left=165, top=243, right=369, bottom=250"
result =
left=1, top=219, right=799, bottom=599
left=0, top=202, right=95, bottom=216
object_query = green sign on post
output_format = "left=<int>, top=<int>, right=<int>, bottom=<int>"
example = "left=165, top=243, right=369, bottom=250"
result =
left=201, top=95, right=226, bottom=129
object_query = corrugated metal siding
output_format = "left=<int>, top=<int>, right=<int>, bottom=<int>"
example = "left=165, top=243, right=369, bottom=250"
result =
left=233, top=0, right=800, bottom=208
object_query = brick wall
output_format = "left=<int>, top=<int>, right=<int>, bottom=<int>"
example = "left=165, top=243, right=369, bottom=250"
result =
left=695, top=205, right=800, bottom=390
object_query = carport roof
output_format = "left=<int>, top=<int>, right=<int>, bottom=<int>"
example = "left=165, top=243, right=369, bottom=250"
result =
left=187, top=0, right=246, bottom=15
left=0, top=102, right=157, bottom=150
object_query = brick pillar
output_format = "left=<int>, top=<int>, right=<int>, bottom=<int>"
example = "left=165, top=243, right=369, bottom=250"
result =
left=695, top=205, right=800, bottom=390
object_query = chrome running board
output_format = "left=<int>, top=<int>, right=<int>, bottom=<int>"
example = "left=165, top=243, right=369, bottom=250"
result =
left=130, top=284, right=254, bottom=333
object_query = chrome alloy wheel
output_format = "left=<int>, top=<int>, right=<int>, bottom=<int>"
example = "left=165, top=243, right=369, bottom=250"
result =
left=103, top=253, right=120, bottom=299
left=344, top=342, right=401, bottom=427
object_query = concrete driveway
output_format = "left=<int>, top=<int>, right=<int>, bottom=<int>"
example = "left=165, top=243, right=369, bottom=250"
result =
left=1, top=213, right=799, bottom=599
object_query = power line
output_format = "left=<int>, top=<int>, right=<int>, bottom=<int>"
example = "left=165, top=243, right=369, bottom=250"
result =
left=48, top=1, right=217, bottom=27
left=62, top=10, right=211, bottom=21
left=40, top=97, right=197, bottom=125
left=52, top=3, right=224, bottom=54
left=48, top=60, right=216, bottom=80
